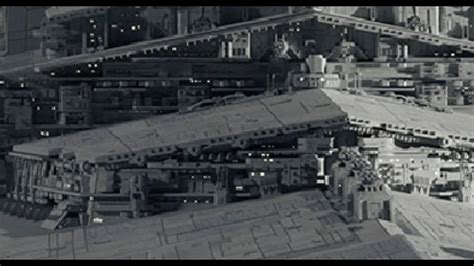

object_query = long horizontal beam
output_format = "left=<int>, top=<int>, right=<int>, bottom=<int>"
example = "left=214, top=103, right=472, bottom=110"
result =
left=2, top=8, right=474, bottom=78
left=312, top=9, right=474, bottom=52
left=0, top=9, right=319, bottom=77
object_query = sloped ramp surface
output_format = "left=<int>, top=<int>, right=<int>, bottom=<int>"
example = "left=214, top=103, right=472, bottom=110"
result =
left=13, top=89, right=346, bottom=163
left=322, top=89, right=474, bottom=143
left=380, top=192, right=474, bottom=259
left=0, top=190, right=420, bottom=259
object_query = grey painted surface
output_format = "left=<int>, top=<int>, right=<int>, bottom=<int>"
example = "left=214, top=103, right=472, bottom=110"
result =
left=0, top=190, right=420, bottom=259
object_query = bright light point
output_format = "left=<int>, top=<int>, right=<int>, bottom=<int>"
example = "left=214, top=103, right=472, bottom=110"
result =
left=131, top=25, right=136, bottom=31
left=93, top=217, right=103, bottom=224
left=260, top=172, right=265, bottom=177
left=172, top=47, right=177, bottom=51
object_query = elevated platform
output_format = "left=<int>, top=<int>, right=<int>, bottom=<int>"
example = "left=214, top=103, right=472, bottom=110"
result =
left=12, top=89, right=346, bottom=163
left=322, top=89, right=474, bottom=149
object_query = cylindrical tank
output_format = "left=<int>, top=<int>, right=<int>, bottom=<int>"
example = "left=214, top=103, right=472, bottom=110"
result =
left=306, top=54, right=326, bottom=74
left=439, top=6, right=447, bottom=35
left=393, top=6, right=404, bottom=25
left=429, top=7, right=439, bottom=35
left=467, top=7, right=474, bottom=41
